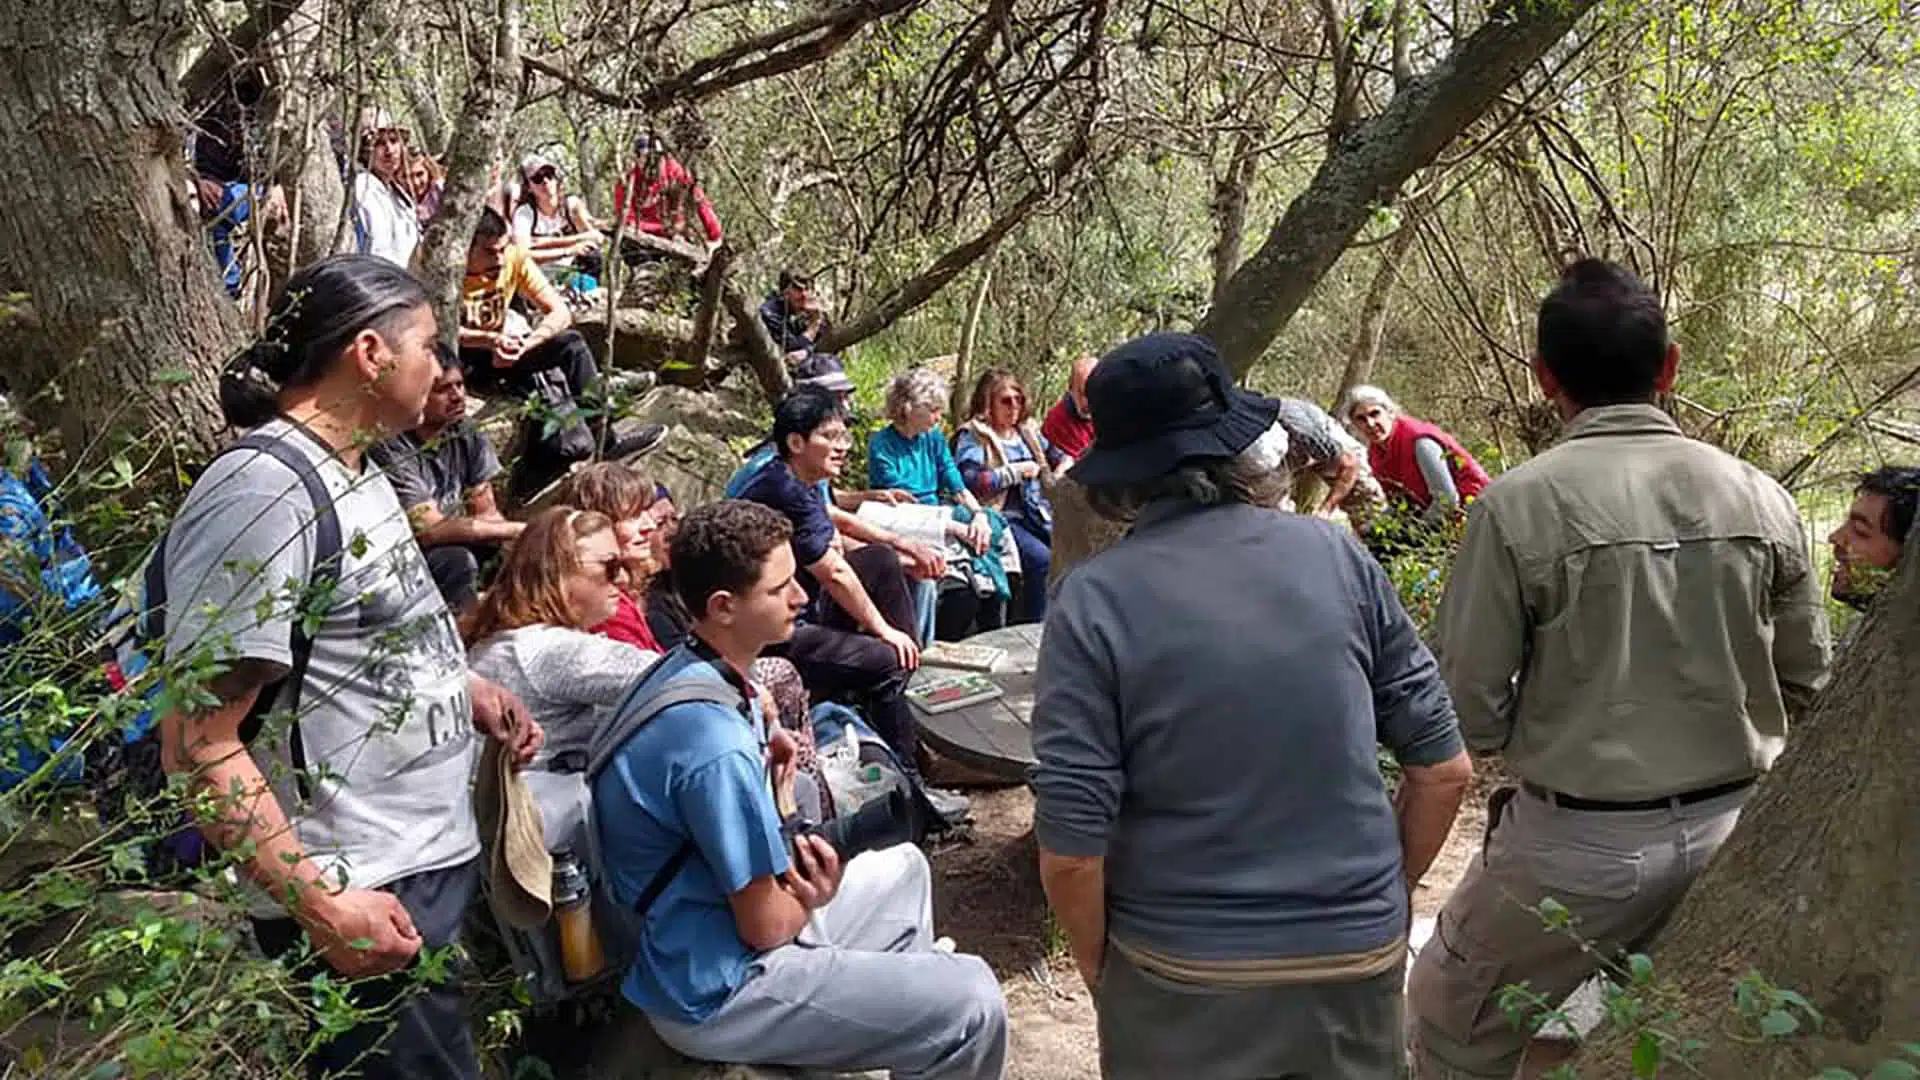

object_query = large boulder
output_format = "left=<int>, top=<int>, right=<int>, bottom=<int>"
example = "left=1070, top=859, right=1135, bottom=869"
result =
left=625, top=384, right=764, bottom=506
left=576, top=308, right=698, bottom=375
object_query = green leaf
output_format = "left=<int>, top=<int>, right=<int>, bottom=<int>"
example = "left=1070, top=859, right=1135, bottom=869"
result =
left=1778, top=988, right=1822, bottom=1023
left=1537, top=896, right=1572, bottom=928
left=1866, top=1062, right=1920, bottom=1080
left=1760, top=1008, right=1800, bottom=1037
left=1811, top=1069, right=1858, bottom=1080
left=348, top=936, right=374, bottom=951
left=1627, top=952, right=1656, bottom=985
left=1632, top=1031, right=1662, bottom=1077
left=104, top=984, right=128, bottom=1009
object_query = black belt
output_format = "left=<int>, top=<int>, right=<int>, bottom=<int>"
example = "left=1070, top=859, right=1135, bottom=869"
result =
left=1521, top=775, right=1756, bottom=812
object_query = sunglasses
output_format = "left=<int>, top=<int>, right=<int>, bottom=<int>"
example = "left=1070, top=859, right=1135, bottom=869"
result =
left=587, top=556, right=629, bottom=583
left=530, top=170, right=558, bottom=184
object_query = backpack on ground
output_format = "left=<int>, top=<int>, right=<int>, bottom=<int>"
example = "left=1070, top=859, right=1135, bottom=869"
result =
left=87, top=431, right=344, bottom=874
left=484, top=663, right=743, bottom=1006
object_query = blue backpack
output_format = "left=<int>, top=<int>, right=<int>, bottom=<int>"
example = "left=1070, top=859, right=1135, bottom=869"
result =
left=0, top=458, right=105, bottom=792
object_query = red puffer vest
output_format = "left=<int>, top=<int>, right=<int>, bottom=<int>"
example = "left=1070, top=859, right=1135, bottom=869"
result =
left=1368, top=415, right=1490, bottom=509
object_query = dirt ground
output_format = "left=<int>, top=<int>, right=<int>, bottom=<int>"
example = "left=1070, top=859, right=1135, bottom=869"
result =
left=926, top=768, right=1500, bottom=1080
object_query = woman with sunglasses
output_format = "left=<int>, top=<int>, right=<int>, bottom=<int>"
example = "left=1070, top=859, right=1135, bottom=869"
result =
left=513, top=153, right=605, bottom=296
left=464, top=507, right=660, bottom=771
left=953, top=368, right=1068, bottom=622
left=559, top=463, right=665, bottom=651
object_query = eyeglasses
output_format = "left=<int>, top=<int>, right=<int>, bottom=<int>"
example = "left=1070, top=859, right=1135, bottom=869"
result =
left=588, top=556, right=629, bottom=583
left=816, top=428, right=854, bottom=448
left=531, top=171, right=558, bottom=184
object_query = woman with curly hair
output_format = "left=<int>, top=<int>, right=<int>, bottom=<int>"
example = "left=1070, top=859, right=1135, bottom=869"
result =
left=953, top=369, right=1068, bottom=622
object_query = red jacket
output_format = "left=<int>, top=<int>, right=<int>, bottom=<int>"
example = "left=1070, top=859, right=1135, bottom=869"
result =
left=592, top=591, right=663, bottom=653
left=613, top=157, right=723, bottom=244
left=1041, top=395, right=1095, bottom=461
left=1369, top=415, right=1490, bottom=509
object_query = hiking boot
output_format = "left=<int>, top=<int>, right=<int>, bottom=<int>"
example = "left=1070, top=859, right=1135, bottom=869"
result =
left=600, top=422, right=668, bottom=460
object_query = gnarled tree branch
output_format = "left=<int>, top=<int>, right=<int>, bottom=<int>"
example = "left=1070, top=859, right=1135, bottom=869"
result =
left=523, top=0, right=922, bottom=114
left=1197, top=0, right=1603, bottom=377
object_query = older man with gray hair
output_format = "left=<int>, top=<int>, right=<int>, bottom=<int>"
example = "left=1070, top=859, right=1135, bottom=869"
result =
left=1033, top=332, right=1473, bottom=1079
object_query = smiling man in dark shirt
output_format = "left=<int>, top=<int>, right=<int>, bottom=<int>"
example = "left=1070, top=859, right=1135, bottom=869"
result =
left=735, top=386, right=967, bottom=823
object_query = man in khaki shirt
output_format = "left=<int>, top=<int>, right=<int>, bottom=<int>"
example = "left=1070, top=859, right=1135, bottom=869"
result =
left=1407, top=259, right=1831, bottom=1080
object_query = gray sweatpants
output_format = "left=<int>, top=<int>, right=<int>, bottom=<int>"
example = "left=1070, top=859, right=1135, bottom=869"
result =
left=648, top=845, right=1009, bottom=1080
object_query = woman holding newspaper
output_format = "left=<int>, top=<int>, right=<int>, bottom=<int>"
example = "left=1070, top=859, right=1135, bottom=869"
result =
left=866, top=369, right=1018, bottom=639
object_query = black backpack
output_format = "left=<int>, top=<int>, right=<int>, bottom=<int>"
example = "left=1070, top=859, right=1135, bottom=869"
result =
left=92, top=431, right=344, bottom=872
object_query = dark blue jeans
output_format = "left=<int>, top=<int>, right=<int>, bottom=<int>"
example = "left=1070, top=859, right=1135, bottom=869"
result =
left=1008, top=518, right=1051, bottom=623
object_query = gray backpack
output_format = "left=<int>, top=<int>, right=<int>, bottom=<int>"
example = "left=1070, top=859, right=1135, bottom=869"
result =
left=487, top=664, right=743, bottom=1005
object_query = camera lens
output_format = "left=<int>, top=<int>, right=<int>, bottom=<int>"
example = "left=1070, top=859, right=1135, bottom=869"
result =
left=814, top=786, right=920, bottom=861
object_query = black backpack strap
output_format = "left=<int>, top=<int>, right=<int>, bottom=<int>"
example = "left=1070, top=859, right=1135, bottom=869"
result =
left=632, top=842, right=694, bottom=915
left=229, top=433, right=345, bottom=800
left=146, top=431, right=345, bottom=799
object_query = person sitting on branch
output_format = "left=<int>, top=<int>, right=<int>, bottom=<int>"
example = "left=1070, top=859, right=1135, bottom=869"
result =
left=612, top=132, right=723, bottom=261
left=758, top=269, right=846, bottom=382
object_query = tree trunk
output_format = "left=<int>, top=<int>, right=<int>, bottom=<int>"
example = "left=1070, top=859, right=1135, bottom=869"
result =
left=1046, top=476, right=1127, bottom=591
left=1332, top=211, right=1421, bottom=406
left=1582, top=547, right=1920, bottom=1077
left=417, top=0, right=522, bottom=338
left=951, top=261, right=994, bottom=419
left=681, top=243, right=731, bottom=372
left=720, top=281, right=791, bottom=404
left=0, top=0, right=244, bottom=467
left=1209, top=131, right=1258, bottom=308
left=1197, top=0, right=1600, bottom=377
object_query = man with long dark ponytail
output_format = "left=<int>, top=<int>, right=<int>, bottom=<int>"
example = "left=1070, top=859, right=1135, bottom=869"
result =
left=168, top=254, right=544, bottom=1079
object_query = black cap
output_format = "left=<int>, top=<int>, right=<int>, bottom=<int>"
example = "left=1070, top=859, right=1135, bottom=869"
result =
left=1070, top=332, right=1280, bottom=487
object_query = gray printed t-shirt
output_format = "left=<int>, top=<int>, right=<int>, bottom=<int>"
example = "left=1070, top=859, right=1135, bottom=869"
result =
left=369, top=423, right=501, bottom=521
left=164, top=419, right=478, bottom=913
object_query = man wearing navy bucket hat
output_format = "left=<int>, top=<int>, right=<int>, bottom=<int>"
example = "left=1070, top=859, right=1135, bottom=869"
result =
left=1032, top=332, right=1472, bottom=1079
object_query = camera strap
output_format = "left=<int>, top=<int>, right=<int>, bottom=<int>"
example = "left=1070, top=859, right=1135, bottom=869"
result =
left=633, top=841, right=694, bottom=914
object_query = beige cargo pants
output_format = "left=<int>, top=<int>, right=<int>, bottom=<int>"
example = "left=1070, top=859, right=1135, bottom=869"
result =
left=1406, top=784, right=1747, bottom=1079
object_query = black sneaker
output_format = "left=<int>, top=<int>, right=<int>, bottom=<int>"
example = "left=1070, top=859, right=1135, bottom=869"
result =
left=602, top=422, right=668, bottom=460
left=920, top=786, right=971, bottom=828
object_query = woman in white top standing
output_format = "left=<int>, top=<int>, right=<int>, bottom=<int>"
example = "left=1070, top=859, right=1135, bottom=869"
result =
left=464, top=506, right=659, bottom=769
left=512, top=153, right=606, bottom=299
left=350, top=108, right=421, bottom=268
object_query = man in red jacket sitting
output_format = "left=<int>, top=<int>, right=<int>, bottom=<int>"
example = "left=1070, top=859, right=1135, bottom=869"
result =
left=1041, top=353, right=1098, bottom=463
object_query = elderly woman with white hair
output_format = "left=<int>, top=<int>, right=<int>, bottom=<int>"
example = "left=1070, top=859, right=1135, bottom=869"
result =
left=867, top=367, right=1014, bottom=638
left=1339, top=384, right=1490, bottom=521
left=1032, top=332, right=1471, bottom=1080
